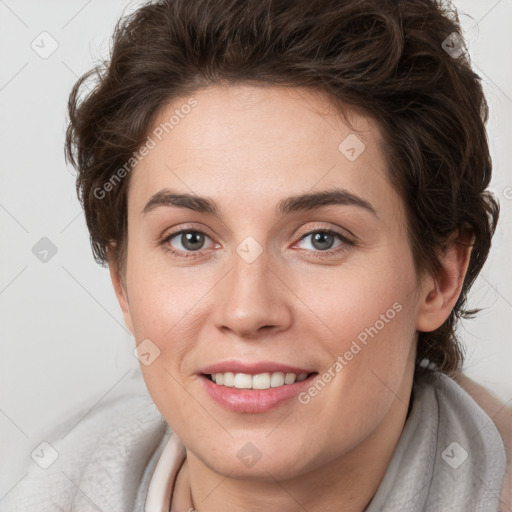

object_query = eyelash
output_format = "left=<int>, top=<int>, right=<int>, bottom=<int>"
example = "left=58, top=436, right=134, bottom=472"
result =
left=161, top=226, right=355, bottom=259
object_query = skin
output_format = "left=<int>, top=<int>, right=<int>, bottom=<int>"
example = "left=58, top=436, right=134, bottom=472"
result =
left=110, top=83, right=473, bottom=512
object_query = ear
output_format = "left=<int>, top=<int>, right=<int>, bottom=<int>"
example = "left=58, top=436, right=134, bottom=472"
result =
left=415, top=227, right=474, bottom=332
left=108, top=257, right=135, bottom=335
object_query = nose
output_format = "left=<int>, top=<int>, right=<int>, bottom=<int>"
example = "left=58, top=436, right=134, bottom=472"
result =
left=212, top=246, right=293, bottom=340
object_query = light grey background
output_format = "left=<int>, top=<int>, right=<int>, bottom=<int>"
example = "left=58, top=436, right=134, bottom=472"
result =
left=1, top=0, right=511, bottom=498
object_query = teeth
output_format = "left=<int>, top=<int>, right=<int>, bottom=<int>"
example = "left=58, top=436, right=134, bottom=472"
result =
left=252, top=372, right=271, bottom=389
left=284, top=373, right=296, bottom=385
left=234, top=373, right=252, bottom=389
left=223, top=372, right=235, bottom=387
left=210, top=371, right=309, bottom=389
left=270, top=372, right=285, bottom=387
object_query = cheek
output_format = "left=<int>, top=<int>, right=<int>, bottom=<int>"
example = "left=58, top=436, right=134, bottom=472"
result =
left=125, top=247, right=205, bottom=340
left=290, top=249, right=419, bottom=406
left=294, top=252, right=417, bottom=344
left=126, top=269, right=205, bottom=425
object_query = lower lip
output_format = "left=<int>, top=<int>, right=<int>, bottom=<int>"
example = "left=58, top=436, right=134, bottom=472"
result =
left=200, top=374, right=317, bottom=413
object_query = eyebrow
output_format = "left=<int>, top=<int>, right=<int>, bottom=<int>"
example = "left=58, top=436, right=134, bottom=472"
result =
left=141, top=188, right=378, bottom=218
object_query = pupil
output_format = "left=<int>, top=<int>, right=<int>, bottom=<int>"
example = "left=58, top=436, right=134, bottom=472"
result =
left=182, top=232, right=203, bottom=250
left=312, top=232, right=334, bottom=250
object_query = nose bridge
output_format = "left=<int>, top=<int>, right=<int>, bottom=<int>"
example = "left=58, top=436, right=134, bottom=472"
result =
left=213, top=236, right=292, bottom=338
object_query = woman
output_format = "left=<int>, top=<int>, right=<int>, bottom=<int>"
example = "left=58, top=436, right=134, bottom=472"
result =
left=3, top=0, right=509, bottom=510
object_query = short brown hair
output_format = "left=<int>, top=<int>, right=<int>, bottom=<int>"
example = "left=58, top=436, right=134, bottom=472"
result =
left=65, top=0, right=499, bottom=377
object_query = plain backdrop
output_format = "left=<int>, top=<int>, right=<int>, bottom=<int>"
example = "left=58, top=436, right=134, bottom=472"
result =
left=1, top=0, right=511, bottom=497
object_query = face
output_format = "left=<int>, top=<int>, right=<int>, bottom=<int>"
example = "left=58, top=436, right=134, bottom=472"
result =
left=113, top=84, right=430, bottom=481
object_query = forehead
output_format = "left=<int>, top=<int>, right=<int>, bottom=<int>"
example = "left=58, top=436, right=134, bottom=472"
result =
left=128, top=84, right=401, bottom=222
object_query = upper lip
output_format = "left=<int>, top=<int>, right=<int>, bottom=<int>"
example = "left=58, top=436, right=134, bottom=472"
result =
left=199, top=360, right=315, bottom=375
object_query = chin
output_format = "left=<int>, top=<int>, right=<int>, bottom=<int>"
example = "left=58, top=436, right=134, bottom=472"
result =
left=192, top=436, right=320, bottom=482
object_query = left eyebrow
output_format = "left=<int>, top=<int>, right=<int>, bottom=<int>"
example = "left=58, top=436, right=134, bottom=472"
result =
left=276, top=188, right=378, bottom=218
left=141, top=187, right=378, bottom=218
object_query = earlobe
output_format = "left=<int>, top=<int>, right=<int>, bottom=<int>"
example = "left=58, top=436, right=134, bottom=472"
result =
left=108, top=259, right=135, bottom=335
left=416, top=228, right=474, bottom=333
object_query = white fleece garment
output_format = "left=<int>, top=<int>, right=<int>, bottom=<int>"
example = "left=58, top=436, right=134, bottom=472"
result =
left=1, top=369, right=507, bottom=511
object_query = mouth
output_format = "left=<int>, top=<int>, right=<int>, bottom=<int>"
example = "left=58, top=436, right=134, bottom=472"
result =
left=198, top=363, right=319, bottom=413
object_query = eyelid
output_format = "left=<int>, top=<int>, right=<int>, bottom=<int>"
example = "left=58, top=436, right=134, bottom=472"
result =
left=294, top=221, right=356, bottom=241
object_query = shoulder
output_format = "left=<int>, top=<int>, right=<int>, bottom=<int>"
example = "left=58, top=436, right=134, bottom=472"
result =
left=453, top=373, right=511, bottom=512
left=1, top=370, right=167, bottom=512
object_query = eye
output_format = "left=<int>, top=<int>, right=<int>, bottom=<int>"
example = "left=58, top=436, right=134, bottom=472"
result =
left=295, top=229, right=352, bottom=254
left=163, top=229, right=215, bottom=256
